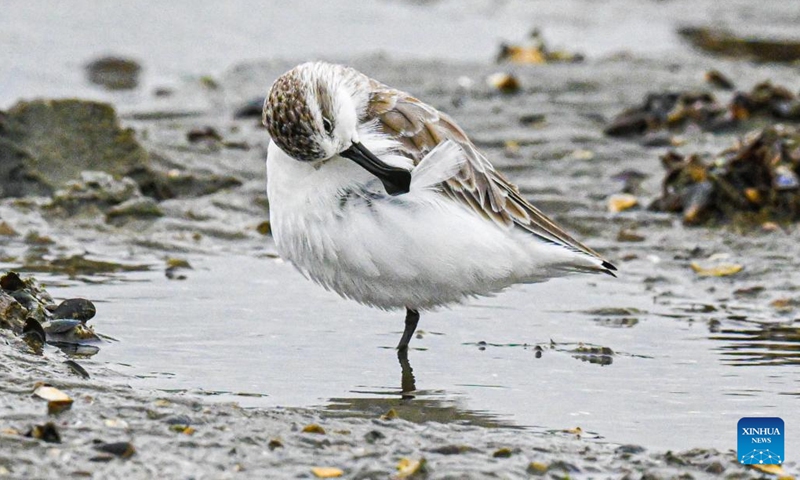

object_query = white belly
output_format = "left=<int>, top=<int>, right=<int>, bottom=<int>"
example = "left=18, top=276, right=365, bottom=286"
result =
left=266, top=142, right=577, bottom=311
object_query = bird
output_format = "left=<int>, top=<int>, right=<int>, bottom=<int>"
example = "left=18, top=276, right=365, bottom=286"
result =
left=262, top=61, right=616, bottom=352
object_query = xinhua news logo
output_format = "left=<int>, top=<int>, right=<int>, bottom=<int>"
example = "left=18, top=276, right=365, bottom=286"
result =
left=738, top=417, right=784, bottom=465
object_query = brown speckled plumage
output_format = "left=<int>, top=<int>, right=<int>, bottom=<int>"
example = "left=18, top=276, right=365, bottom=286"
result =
left=263, top=70, right=326, bottom=162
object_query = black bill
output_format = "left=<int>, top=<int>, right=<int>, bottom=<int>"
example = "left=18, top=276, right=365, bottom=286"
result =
left=341, top=142, right=411, bottom=196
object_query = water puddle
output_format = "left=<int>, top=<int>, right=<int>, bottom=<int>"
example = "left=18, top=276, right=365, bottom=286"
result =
left=24, top=253, right=797, bottom=453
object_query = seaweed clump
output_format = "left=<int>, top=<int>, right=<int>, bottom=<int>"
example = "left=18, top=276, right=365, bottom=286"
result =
left=652, top=124, right=800, bottom=225
left=605, top=82, right=800, bottom=138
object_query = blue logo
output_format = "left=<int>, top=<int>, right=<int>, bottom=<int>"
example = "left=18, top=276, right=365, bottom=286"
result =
left=738, top=417, right=784, bottom=465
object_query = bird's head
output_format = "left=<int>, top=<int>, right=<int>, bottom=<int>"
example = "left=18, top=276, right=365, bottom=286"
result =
left=262, top=62, right=411, bottom=195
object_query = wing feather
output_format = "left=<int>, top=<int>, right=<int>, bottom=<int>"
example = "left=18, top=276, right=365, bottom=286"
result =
left=364, top=81, right=614, bottom=271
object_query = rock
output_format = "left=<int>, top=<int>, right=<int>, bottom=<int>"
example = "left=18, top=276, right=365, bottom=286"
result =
left=0, top=137, right=52, bottom=198
left=86, top=56, right=142, bottom=90
left=0, top=100, right=153, bottom=198
left=106, top=197, right=164, bottom=221
left=51, top=298, right=97, bottom=322
left=137, top=168, right=242, bottom=200
left=0, top=290, right=27, bottom=332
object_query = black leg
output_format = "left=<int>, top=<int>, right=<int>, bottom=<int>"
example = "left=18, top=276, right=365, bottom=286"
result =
left=397, top=308, right=420, bottom=351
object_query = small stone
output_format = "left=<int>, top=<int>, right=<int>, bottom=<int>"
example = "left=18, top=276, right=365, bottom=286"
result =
left=486, top=73, right=521, bottom=94
left=608, top=194, right=639, bottom=213
left=234, top=98, right=265, bottom=119
left=492, top=447, right=513, bottom=458
left=641, top=131, right=673, bottom=148
left=704, top=69, right=735, bottom=90
left=311, top=467, right=343, bottom=478
left=364, top=430, right=385, bottom=443
left=380, top=408, right=398, bottom=420
left=33, top=385, right=73, bottom=415
left=25, top=423, right=61, bottom=443
left=527, top=462, right=549, bottom=475
left=616, top=444, right=646, bottom=454
left=256, top=221, right=271, bottom=236
left=396, top=458, right=427, bottom=478
left=187, top=127, right=223, bottom=143
left=0, top=221, right=18, bottom=236
left=93, top=441, right=136, bottom=459
left=51, top=298, right=96, bottom=322
left=106, top=197, right=163, bottom=220
left=617, top=229, right=645, bottom=242
left=571, top=149, right=594, bottom=160
left=302, top=423, right=326, bottom=434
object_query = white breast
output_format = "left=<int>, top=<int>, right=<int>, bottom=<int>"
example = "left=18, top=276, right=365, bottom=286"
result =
left=266, top=141, right=583, bottom=311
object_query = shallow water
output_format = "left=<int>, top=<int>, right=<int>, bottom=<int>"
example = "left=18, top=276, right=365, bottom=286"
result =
left=33, top=253, right=797, bottom=453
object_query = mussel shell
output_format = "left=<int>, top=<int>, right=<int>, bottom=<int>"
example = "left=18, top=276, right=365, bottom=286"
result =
left=10, top=291, right=41, bottom=312
left=51, top=298, right=96, bottom=322
left=50, top=342, right=100, bottom=357
left=0, top=272, right=25, bottom=292
left=22, top=318, right=46, bottom=343
left=63, top=360, right=90, bottom=379
left=44, top=319, right=83, bottom=334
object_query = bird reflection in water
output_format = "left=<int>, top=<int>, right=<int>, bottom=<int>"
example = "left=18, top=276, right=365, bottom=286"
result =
left=397, top=348, right=416, bottom=398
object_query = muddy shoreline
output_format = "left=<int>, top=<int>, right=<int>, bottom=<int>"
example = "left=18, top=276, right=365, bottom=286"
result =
left=2, top=5, right=800, bottom=475
left=0, top=327, right=771, bottom=479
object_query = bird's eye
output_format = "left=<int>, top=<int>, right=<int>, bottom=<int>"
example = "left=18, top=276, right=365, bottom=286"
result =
left=322, top=117, right=334, bottom=136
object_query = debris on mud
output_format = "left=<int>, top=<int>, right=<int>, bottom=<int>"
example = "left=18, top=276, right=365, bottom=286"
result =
left=33, top=384, right=74, bottom=415
left=19, top=254, right=150, bottom=278
left=165, top=258, right=191, bottom=280
left=690, top=261, right=743, bottom=277
left=570, top=344, right=615, bottom=366
left=187, top=126, right=223, bottom=143
left=604, top=81, right=800, bottom=139
left=607, top=193, right=639, bottom=213
left=93, top=441, right=137, bottom=460
left=234, top=97, right=265, bottom=119
left=486, top=72, right=521, bottom=94
left=652, top=124, right=800, bottom=225
left=0, top=271, right=103, bottom=358
left=25, top=422, right=61, bottom=443
left=48, top=171, right=163, bottom=222
left=704, top=69, right=735, bottom=90
left=679, top=26, right=800, bottom=63
left=497, top=30, right=584, bottom=64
